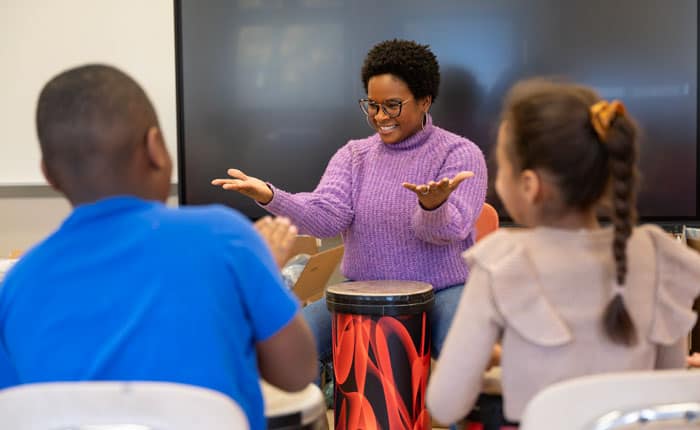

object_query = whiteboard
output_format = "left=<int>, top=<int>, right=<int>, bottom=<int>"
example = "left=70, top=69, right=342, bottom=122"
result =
left=0, top=0, right=177, bottom=185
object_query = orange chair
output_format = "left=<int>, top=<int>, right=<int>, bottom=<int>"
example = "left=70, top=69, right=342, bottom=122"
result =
left=474, top=203, right=499, bottom=242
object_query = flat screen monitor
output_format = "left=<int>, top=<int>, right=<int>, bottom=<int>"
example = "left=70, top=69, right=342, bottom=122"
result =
left=176, top=0, right=698, bottom=222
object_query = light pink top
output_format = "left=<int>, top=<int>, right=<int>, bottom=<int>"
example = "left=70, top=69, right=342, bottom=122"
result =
left=427, top=224, right=700, bottom=423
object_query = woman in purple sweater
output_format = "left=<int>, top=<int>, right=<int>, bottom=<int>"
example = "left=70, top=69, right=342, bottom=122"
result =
left=212, top=39, right=487, bottom=361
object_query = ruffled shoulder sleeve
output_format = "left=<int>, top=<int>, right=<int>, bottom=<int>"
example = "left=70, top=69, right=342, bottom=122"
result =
left=642, top=225, right=700, bottom=345
left=463, top=230, right=572, bottom=346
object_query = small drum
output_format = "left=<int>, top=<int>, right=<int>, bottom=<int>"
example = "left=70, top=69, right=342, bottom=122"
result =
left=262, top=380, right=329, bottom=430
left=326, top=280, right=434, bottom=430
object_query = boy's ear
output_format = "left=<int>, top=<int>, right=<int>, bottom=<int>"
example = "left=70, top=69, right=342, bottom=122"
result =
left=519, top=169, right=542, bottom=204
left=145, top=126, right=169, bottom=170
left=40, top=159, right=61, bottom=192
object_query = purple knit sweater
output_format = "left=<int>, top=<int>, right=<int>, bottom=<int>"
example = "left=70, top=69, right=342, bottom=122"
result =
left=262, top=116, right=488, bottom=290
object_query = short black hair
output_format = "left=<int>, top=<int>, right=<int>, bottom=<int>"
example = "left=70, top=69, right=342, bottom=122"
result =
left=361, top=39, right=440, bottom=102
left=36, top=64, right=157, bottom=185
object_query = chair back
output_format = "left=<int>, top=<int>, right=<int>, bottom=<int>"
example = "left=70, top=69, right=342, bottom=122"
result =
left=0, top=381, right=249, bottom=430
left=520, top=369, right=700, bottom=430
left=474, top=203, right=499, bottom=242
left=262, top=380, right=328, bottom=429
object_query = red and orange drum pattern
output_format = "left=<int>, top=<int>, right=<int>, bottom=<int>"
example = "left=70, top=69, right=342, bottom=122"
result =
left=331, top=311, right=431, bottom=430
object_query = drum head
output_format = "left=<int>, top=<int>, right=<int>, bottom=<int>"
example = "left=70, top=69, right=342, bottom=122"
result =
left=326, top=280, right=434, bottom=316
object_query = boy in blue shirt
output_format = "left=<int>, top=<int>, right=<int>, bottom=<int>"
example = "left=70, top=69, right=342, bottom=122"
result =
left=0, top=64, right=317, bottom=430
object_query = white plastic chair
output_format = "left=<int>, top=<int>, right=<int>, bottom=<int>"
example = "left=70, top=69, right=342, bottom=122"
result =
left=0, top=381, right=249, bottom=430
left=261, top=380, right=328, bottom=429
left=520, top=369, right=700, bottom=430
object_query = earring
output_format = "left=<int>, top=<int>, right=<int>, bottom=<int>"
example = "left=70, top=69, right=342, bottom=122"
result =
left=421, top=112, right=427, bottom=131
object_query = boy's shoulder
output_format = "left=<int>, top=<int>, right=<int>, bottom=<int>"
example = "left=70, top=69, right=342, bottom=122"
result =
left=160, top=204, right=253, bottom=235
left=164, top=204, right=270, bottom=257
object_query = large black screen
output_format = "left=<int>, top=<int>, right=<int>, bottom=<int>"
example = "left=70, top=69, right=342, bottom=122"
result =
left=176, top=0, right=698, bottom=221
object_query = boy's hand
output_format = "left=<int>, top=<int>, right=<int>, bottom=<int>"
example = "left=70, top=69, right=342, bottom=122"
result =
left=254, top=216, right=297, bottom=268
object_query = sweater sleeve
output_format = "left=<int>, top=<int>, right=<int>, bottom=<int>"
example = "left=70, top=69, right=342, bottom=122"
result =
left=261, top=144, right=354, bottom=238
left=426, top=264, right=502, bottom=425
left=411, top=139, right=488, bottom=245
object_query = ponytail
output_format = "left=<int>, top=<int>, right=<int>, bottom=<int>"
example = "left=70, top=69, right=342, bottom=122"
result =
left=591, top=100, right=639, bottom=346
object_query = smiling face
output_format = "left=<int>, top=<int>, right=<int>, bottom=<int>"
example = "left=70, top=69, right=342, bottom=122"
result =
left=366, top=73, right=431, bottom=144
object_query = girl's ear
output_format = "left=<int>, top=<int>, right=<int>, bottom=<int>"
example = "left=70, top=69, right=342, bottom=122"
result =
left=519, top=169, right=541, bottom=204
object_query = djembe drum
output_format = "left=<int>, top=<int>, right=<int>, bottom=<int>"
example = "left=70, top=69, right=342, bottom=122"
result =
left=326, top=280, right=434, bottom=430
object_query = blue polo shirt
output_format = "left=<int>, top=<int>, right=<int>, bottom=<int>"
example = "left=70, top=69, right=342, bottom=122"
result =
left=0, top=196, right=299, bottom=430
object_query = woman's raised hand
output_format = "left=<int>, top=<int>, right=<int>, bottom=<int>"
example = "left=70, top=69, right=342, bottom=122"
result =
left=211, top=169, right=274, bottom=204
left=402, top=171, right=474, bottom=210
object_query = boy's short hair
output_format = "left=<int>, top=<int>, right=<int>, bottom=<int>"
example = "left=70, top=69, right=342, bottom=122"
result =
left=36, top=64, right=157, bottom=184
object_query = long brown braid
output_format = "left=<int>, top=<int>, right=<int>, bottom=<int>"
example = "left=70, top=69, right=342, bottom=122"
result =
left=591, top=100, right=639, bottom=345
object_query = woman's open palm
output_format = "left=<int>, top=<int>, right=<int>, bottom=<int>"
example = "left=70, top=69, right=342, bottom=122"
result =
left=211, top=169, right=273, bottom=204
left=402, top=171, right=474, bottom=209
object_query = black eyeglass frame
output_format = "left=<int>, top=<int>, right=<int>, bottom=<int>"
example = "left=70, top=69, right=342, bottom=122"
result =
left=358, top=98, right=413, bottom=119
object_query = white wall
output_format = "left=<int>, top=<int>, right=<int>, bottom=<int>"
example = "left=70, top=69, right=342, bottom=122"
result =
left=0, top=0, right=177, bottom=254
left=0, top=192, right=71, bottom=255
left=0, top=0, right=177, bottom=185
left=0, top=190, right=178, bottom=256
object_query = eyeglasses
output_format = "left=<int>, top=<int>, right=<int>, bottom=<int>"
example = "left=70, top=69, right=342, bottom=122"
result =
left=359, top=98, right=413, bottom=119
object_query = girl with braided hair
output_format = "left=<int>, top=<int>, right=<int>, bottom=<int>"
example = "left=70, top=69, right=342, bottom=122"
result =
left=428, top=78, right=700, bottom=427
